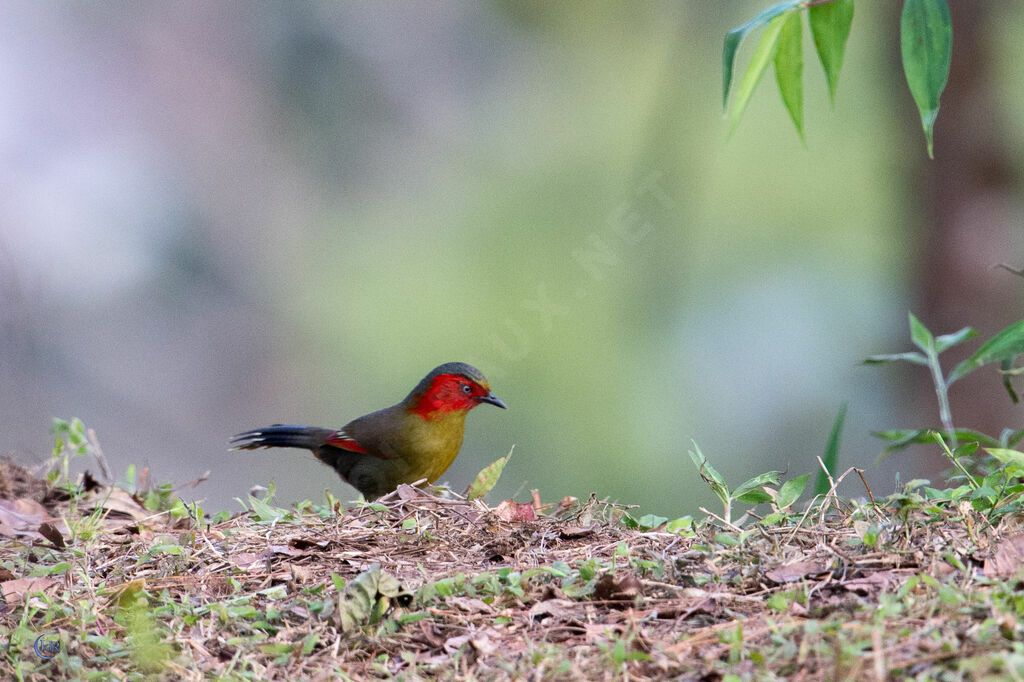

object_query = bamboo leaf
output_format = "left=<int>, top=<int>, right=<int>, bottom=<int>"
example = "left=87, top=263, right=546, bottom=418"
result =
left=900, top=0, right=952, bottom=158
left=774, top=10, right=804, bottom=141
left=908, top=312, right=935, bottom=352
left=986, top=448, right=1024, bottom=469
left=729, top=13, right=789, bottom=136
left=777, top=473, right=810, bottom=510
left=934, top=327, right=977, bottom=353
left=863, top=352, right=929, bottom=366
left=808, top=0, right=854, bottom=105
left=949, top=320, right=1024, bottom=383
left=722, top=0, right=803, bottom=108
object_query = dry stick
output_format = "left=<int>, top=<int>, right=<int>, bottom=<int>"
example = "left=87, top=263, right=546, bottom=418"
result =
left=815, top=459, right=858, bottom=526
left=698, top=507, right=744, bottom=533
left=86, top=427, right=113, bottom=482
left=855, top=468, right=883, bottom=518
left=172, top=470, right=211, bottom=494
left=781, top=496, right=822, bottom=548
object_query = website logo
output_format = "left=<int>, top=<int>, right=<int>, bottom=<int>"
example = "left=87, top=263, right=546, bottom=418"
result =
left=34, top=633, right=60, bottom=660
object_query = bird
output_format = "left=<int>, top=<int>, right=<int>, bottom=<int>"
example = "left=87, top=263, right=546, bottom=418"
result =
left=231, top=362, right=506, bottom=500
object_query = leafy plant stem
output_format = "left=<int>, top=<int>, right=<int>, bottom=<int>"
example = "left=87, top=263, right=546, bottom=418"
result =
left=930, top=432, right=977, bottom=489
left=925, top=348, right=956, bottom=446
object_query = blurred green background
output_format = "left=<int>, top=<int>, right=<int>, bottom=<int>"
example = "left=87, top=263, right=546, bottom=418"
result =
left=1, top=2, right=1021, bottom=515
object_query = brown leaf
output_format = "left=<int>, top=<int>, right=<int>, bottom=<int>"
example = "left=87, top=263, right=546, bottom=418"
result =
left=842, top=569, right=912, bottom=594
left=765, top=560, right=828, bottom=584
left=447, top=596, right=494, bottom=614
left=289, top=537, right=331, bottom=551
left=0, top=498, right=64, bottom=541
left=558, top=525, right=595, bottom=539
left=37, top=522, right=65, bottom=549
left=528, top=598, right=577, bottom=621
left=494, top=499, right=536, bottom=522
left=594, top=573, right=644, bottom=603
left=82, top=470, right=101, bottom=491
left=985, top=534, right=1024, bottom=578
left=267, top=544, right=306, bottom=557
left=82, top=487, right=150, bottom=522
left=230, top=552, right=264, bottom=571
left=0, top=567, right=15, bottom=581
left=1, top=577, right=57, bottom=604
left=395, top=484, right=430, bottom=501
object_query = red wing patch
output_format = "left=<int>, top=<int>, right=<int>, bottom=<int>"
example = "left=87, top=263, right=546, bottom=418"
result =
left=324, top=432, right=369, bottom=454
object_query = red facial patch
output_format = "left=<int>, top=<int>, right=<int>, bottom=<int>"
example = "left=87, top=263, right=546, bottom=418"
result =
left=410, top=374, right=488, bottom=419
left=324, top=432, right=369, bottom=454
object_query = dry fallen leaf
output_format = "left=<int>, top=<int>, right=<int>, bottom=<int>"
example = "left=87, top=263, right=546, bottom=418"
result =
left=38, top=522, right=66, bottom=549
left=82, top=487, right=151, bottom=522
left=493, top=499, right=536, bottom=522
left=447, top=596, right=494, bottom=614
left=984, top=534, right=1024, bottom=578
left=765, top=560, right=828, bottom=584
left=1, top=577, right=57, bottom=604
left=594, top=573, right=644, bottom=603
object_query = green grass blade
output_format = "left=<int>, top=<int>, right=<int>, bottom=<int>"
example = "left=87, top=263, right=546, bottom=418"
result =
left=815, top=402, right=846, bottom=496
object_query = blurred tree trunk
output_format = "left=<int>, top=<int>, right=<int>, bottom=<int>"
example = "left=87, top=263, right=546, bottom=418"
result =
left=911, top=4, right=1023, bottom=439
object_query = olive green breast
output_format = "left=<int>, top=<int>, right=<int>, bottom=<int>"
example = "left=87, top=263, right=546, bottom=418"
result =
left=398, top=410, right=468, bottom=483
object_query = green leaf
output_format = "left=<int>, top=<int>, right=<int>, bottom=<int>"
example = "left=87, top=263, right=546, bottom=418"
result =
left=637, top=514, right=668, bottom=531
left=301, top=633, right=319, bottom=655
left=873, top=428, right=1001, bottom=456
left=986, top=448, right=1024, bottom=469
left=247, top=495, right=288, bottom=524
left=778, top=473, right=810, bottom=510
left=337, top=564, right=409, bottom=632
left=466, top=448, right=513, bottom=501
left=935, top=327, right=977, bottom=353
left=665, top=516, right=693, bottom=534
left=809, top=0, right=854, bottom=105
left=900, top=0, right=952, bottom=158
left=774, top=11, right=804, bottom=141
left=949, top=320, right=1024, bottom=383
left=1001, top=358, right=1020, bottom=404
left=735, top=488, right=774, bottom=505
left=722, top=0, right=804, bottom=108
left=863, top=352, right=929, bottom=366
left=952, top=441, right=979, bottom=458
left=816, top=402, right=846, bottom=495
left=733, top=471, right=782, bottom=502
left=729, top=12, right=790, bottom=136
left=689, top=441, right=730, bottom=504
left=908, top=312, right=935, bottom=352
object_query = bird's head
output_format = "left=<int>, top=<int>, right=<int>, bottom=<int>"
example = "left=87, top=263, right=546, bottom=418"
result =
left=405, top=362, right=506, bottom=420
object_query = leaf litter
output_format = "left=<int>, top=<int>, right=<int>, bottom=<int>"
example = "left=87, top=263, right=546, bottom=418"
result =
left=0, top=457, right=1022, bottom=680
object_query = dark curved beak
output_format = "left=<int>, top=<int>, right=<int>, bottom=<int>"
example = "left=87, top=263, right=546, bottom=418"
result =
left=479, top=392, right=507, bottom=409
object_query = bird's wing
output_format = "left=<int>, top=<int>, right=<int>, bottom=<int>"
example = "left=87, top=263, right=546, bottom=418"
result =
left=327, top=407, right=406, bottom=460
left=323, top=430, right=370, bottom=454
left=323, top=423, right=401, bottom=460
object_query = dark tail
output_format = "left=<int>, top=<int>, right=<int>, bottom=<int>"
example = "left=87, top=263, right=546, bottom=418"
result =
left=230, top=424, right=334, bottom=451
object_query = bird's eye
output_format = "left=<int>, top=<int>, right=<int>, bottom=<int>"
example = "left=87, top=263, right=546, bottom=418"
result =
left=461, top=383, right=473, bottom=395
